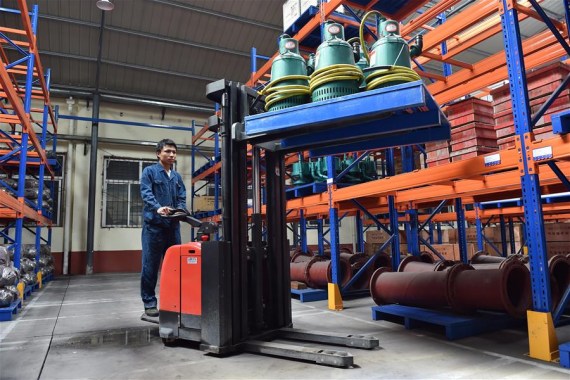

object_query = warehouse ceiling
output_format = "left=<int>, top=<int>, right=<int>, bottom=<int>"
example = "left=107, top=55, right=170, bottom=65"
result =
left=0, top=0, right=567, bottom=113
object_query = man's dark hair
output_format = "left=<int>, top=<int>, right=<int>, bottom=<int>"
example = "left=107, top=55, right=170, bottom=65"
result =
left=156, top=138, right=177, bottom=153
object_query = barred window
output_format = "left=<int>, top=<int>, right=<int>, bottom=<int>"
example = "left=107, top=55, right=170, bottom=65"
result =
left=102, top=157, right=160, bottom=227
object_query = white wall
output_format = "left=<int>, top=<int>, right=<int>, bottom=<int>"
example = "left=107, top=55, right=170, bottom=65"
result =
left=286, top=216, right=358, bottom=252
left=22, top=96, right=210, bottom=253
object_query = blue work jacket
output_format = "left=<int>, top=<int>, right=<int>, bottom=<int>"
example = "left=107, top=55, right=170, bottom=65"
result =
left=140, top=163, right=186, bottom=227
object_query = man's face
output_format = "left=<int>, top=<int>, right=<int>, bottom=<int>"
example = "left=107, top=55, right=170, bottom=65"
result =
left=157, top=144, right=177, bottom=166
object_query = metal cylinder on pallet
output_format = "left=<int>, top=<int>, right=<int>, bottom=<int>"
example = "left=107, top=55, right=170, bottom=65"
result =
left=305, top=257, right=352, bottom=289
left=419, top=252, right=435, bottom=263
left=349, top=253, right=373, bottom=290
left=369, top=265, right=469, bottom=308
left=372, top=252, right=392, bottom=269
left=470, top=251, right=506, bottom=264
left=290, top=246, right=313, bottom=262
left=398, top=255, right=453, bottom=272
left=448, top=259, right=531, bottom=317
left=290, top=259, right=311, bottom=282
left=548, top=254, right=570, bottom=310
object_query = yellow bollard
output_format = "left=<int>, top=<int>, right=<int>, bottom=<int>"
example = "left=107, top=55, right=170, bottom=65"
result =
left=16, top=281, right=24, bottom=300
left=527, top=310, right=559, bottom=362
left=37, top=272, right=43, bottom=289
left=328, top=283, right=343, bottom=311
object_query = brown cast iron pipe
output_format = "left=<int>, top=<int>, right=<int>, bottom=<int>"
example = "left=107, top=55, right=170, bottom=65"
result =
left=349, top=254, right=373, bottom=290
left=420, top=252, right=435, bottom=263
left=369, top=264, right=471, bottom=308
left=548, top=254, right=570, bottom=310
left=291, top=253, right=314, bottom=263
left=470, top=251, right=506, bottom=264
left=449, top=259, right=532, bottom=318
left=373, top=252, right=392, bottom=269
left=290, top=246, right=313, bottom=263
left=290, top=259, right=314, bottom=282
left=305, top=257, right=352, bottom=289
left=398, top=255, right=452, bottom=272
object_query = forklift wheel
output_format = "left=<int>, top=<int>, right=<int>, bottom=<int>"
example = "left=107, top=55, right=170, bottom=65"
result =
left=162, top=337, right=177, bottom=347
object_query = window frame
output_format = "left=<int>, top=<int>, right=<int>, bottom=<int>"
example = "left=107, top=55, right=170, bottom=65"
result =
left=102, top=156, right=158, bottom=228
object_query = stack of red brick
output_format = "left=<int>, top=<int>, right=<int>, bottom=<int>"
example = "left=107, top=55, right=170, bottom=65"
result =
left=491, top=62, right=570, bottom=149
left=425, top=97, right=497, bottom=167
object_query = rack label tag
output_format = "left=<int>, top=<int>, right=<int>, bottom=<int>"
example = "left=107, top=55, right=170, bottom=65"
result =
left=532, top=146, right=553, bottom=161
left=484, top=153, right=501, bottom=167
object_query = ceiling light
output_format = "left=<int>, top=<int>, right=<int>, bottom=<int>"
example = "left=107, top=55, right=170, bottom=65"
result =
left=96, top=0, right=114, bottom=11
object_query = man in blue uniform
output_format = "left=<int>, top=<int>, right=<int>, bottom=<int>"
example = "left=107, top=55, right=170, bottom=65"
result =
left=140, top=139, right=186, bottom=317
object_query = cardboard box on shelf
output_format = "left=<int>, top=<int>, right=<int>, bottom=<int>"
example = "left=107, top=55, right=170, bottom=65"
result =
left=420, top=244, right=456, bottom=261
left=420, top=243, right=477, bottom=261
left=419, top=229, right=450, bottom=244
left=300, top=0, right=318, bottom=13
left=193, top=196, right=221, bottom=212
left=491, top=225, right=523, bottom=244
left=366, top=229, right=407, bottom=244
left=546, top=241, right=570, bottom=258
left=544, top=223, right=570, bottom=242
left=283, top=0, right=301, bottom=31
left=365, top=242, right=389, bottom=256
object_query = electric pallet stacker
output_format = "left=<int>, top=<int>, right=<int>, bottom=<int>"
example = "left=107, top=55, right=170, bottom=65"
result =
left=142, top=80, right=379, bottom=368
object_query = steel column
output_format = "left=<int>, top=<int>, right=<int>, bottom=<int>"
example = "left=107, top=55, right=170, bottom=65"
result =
left=317, top=219, right=324, bottom=255
left=300, top=210, right=308, bottom=253
left=86, top=10, right=106, bottom=275
left=499, top=215, right=508, bottom=257
left=406, top=210, right=420, bottom=256
left=500, top=0, right=552, bottom=312
left=355, top=211, right=364, bottom=254
left=455, top=198, right=468, bottom=263
left=475, top=204, right=484, bottom=252
left=508, top=217, right=516, bottom=255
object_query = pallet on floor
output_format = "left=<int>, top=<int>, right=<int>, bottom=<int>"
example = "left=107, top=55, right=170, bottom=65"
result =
left=23, top=284, right=34, bottom=299
left=290, top=288, right=327, bottom=302
left=0, top=298, right=22, bottom=322
left=371, top=304, right=520, bottom=340
left=560, top=341, right=570, bottom=368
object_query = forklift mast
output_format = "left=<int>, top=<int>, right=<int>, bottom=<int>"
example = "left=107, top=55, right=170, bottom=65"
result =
left=203, top=80, right=291, bottom=350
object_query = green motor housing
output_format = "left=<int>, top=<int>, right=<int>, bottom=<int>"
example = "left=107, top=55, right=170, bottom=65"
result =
left=291, top=159, right=312, bottom=185
left=364, top=19, right=423, bottom=89
left=369, top=20, right=411, bottom=69
left=351, top=41, right=368, bottom=89
left=311, top=21, right=360, bottom=102
left=268, top=35, right=309, bottom=112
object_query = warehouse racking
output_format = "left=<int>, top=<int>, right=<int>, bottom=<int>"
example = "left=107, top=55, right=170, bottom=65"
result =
left=243, top=0, right=570, bottom=361
left=190, top=122, right=222, bottom=239
left=0, top=1, right=57, bottom=275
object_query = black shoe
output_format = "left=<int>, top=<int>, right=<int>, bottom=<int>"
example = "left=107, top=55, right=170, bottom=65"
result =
left=145, top=307, right=159, bottom=317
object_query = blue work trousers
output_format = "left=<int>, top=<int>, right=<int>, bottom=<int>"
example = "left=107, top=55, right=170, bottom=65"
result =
left=141, top=223, right=181, bottom=309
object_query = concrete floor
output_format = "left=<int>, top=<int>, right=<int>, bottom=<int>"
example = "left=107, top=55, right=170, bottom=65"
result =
left=1, top=273, right=569, bottom=379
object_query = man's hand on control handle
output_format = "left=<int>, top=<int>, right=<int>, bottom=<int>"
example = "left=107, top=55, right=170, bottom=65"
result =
left=157, top=206, right=173, bottom=216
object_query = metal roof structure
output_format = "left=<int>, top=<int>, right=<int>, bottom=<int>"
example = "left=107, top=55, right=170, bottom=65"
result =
left=0, top=0, right=566, bottom=112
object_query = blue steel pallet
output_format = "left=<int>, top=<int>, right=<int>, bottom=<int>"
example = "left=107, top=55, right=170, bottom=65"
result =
left=43, top=273, right=53, bottom=283
left=371, top=304, right=519, bottom=340
left=286, top=182, right=355, bottom=199
left=560, top=342, right=570, bottom=369
left=291, top=288, right=327, bottom=302
left=244, top=81, right=450, bottom=156
left=23, top=284, right=33, bottom=299
left=286, top=182, right=327, bottom=200
left=0, top=298, right=22, bottom=322
left=193, top=209, right=222, bottom=220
